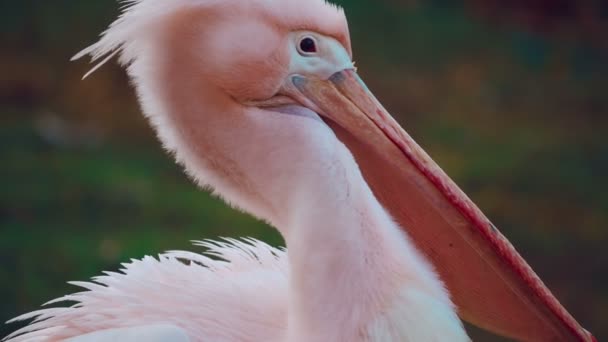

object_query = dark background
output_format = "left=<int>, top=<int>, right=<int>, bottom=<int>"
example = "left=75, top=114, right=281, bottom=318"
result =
left=1, top=0, right=606, bottom=340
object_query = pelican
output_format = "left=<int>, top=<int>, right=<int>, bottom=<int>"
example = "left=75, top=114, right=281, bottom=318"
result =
left=5, top=0, right=595, bottom=341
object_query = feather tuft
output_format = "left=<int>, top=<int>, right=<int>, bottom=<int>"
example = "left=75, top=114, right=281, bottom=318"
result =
left=4, top=239, right=288, bottom=342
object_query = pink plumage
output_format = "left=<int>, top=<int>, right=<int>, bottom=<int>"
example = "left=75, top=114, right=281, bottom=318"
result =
left=7, top=239, right=289, bottom=341
left=5, top=0, right=594, bottom=340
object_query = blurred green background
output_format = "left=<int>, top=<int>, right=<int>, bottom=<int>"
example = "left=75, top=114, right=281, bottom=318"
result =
left=1, top=0, right=606, bottom=340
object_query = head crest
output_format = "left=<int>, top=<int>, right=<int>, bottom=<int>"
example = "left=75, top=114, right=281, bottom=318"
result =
left=73, top=0, right=350, bottom=78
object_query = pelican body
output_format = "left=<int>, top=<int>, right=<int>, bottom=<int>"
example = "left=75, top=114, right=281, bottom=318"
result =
left=5, top=0, right=594, bottom=341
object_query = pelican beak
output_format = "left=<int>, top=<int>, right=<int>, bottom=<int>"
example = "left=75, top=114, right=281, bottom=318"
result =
left=292, top=69, right=594, bottom=342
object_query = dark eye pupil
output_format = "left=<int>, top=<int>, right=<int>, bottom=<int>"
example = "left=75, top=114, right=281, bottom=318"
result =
left=300, top=37, right=317, bottom=53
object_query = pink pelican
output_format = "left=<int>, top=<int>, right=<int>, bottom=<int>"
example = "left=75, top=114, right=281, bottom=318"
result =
left=5, top=0, right=595, bottom=341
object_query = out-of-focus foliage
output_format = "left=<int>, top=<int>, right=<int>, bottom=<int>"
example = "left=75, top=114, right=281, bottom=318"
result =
left=1, top=0, right=606, bottom=340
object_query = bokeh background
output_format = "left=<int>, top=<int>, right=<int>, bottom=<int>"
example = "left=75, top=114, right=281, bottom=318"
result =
left=1, top=0, right=606, bottom=340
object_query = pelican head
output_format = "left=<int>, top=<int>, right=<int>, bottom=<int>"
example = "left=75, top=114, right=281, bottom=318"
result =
left=72, top=0, right=594, bottom=341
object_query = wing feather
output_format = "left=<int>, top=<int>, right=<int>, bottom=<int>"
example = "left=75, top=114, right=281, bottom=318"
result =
left=4, top=239, right=288, bottom=342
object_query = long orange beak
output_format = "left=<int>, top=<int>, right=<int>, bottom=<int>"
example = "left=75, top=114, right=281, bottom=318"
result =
left=293, top=69, right=595, bottom=341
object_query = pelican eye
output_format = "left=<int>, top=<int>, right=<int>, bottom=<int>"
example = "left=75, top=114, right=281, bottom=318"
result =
left=298, top=36, right=317, bottom=55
